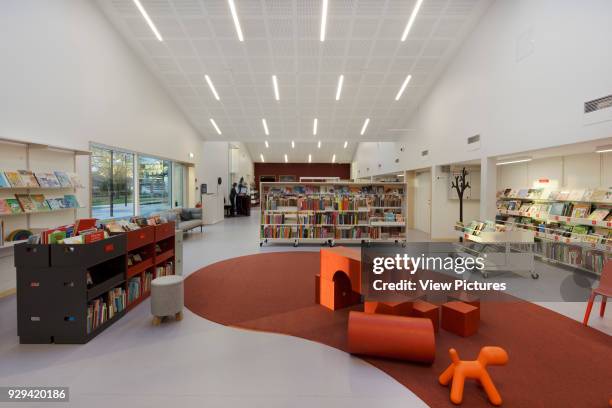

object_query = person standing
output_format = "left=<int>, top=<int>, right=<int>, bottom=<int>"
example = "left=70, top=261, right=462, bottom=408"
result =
left=230, top=182, right=237, bottom=216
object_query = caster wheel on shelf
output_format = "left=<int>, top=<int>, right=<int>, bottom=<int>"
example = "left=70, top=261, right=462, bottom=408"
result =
left=293, top=241, right=298, bottom=247
left=531, top=273, right=539, bottom=279
left=329, top=241, right=335, bottom=247
left=259, top=242, right=263, bottom=247
left=402, top=242, right=406, bottom=248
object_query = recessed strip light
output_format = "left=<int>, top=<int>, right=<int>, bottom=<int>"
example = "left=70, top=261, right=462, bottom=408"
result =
left=313, top=118, right=318, bottom=135
left=595, top=144, right=612, bottom=153
left=360, top=118, right=370, bottom=135
left=343, top=141, right=348, bottom=149
left=496, top=157, right=532, bottom=166
left=395, top=74, right=412, bottom=100
left=204, top=75, right=220, bottom=100
left=335, top=74, right=344, bottom=101
left=397, top=174, right=405, bottom=177
left=209, top=118, right=222, bottom=135
left=291, top=140, right=295, bottom=148
left=260, top=154, right=265, bottom=162
left=401, top=0, right=424, bottom=41
left=132, top=0, right=163, bottom=42
left=320, top=0, right=328, bottom=42
left=317, top=140, right=322, bottom=148
left=308, top=154, right=312, bottom=163
left=227, top=0, right=244, bottom=42
left=264, top=140, right=269, bottom=148
left=272, top=75, right=280, bottom=101
left=284, top=154, right=288, bottom=163
left=262, top=118, right=269, bottom=136
left=332, top=154, right=336, bottom=163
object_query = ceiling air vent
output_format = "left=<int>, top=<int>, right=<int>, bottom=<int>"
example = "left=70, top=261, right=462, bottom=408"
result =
left=584, top=94, right=612, bottom=125
left=421, top=150, right=429, bottom=157
left=467, top=134, right=480, bottom=144
left=467, top=134, right=481, bottom=151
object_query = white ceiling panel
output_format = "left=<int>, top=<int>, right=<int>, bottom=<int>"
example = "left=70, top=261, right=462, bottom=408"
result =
left=97, top=0, right=491, bottom=162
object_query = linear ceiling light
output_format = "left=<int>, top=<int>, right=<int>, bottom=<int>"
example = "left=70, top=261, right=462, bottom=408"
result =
left=595, top=144, right=612, bottom=153
left=262, top=118, right=269, bottom=136
left=496, top=157, right=532, bottom=166
left=291, top=140, right=295, bottom=148
left=360, top=118, right=370, bottom=135
left=204, top=75, right=220, bottom=100
left=395, top=74, right=412, bottom=100
left=313, top=118, right=318, bottom=135
left=284, top=154, right=288, bottom=163
left=401, top=0, right=424, bottom=41
left=318, top=140, right=322, bottom=149
left=335, top=74, right=344, bottom=101
left=308, top=154, right=312, bottom=163
left=227, top=0, right=244, bottom=42
left=264, top=140, right=269, bottom=148
left=272, top=75, right=280, bottom=101
left=320, top=0, right=328, bottom=42
left=209, top=118, right=222, bottom=135
left=132, top=0, right=163, bottom=42
left=343, top=141, right=348, bottom=149
left=260, top=154, right=265, bottom=162
left=332, top=154, right=336, bottom=163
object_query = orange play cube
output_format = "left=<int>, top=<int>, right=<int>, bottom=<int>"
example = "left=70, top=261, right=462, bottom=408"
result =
left=364, top=301, right=413, bottom=316
left=441, top=301, right=479, bottom=337
left=319, top=274, right=360, bottom=310
left=412, top=300, right=440, bottom=332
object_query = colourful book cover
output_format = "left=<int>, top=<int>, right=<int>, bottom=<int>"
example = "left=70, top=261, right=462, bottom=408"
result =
left=30, top=194, right=50, bottom=211
left=35, top=172, right=61, bottom=188
left=63, top=194, right=80, bottom=208
left=588, top=209, right=609, bottom=221
left=5, top=198, right=23, bottom=214
left=18, top=170, right=40, bottom=187
left=590, top=189, right=607, bottom=202
left=0, top=199, right=11, bottom=215
left=0, top=172, right=10, bottom=188
left=4, top=171, right=24, bottom=187
left=54, top=171, right=73, bottom=188
left=15, top=194, right=36, bottom=213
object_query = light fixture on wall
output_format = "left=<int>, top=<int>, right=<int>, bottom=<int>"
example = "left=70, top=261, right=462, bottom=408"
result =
left=496, top=156, right=532, bottom=166
left=132, top=0, right=163, bottom=42
left=595, top=144, right=612, bottom=153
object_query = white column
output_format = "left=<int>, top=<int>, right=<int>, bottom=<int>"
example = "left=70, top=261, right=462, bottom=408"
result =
left=480, top=156, right=497, bottom=220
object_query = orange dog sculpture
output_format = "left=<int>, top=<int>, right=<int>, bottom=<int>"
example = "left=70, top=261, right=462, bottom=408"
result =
left=439, top=346, right=509, bottom=406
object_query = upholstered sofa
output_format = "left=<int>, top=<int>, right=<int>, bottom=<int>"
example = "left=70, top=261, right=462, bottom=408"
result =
left=161, top=208, right=204, bottom=233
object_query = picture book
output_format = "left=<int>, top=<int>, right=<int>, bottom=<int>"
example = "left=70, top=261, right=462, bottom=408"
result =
left=4, top=171, right=24, bottom=187
left=568, top=189, right=586, bottom=201
left=519, top=203, right=531, bottom=213
left=0, top=172, right=10, bottom=188
left=588, top=209, right=609, bottom=221
left=54, top=171, right=73, bottom=188
left=18, top=170, right=40, bottom=187
left=75, top=218, right=97, bottom=234
left=556, top=191, right=570, bottom=200
left=5, top=198, right=23, bottom=214
left=35, top=172, right=61, bottom=188
left=15, top=194, right=36, bottom=213
left=590, top=189, right=607, bottom=202
left=549, top=202, right=567, bottom=216
left=46, top=198, right=64, bottom=210
left=0, top=199, right=12, bottom=215
left=63, top=194, right=80, bottom=208
left=67, top=172, right=84, bottom=189
left=30, top=194, right=50, bottom=211
left=605, top=190, right=612, bottom=203
left=547, top=190, right=560, bottom=200
left=582, top=189, right=594, bottom=202
left=570, top=203, right=590, bottom=219
left=517, top=189, right=529, bottom=198
left=570, top=225, right=589, bottom=239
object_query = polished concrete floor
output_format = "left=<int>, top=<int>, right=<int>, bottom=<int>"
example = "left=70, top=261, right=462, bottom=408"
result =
left=0, top=215, right=608, bottom=407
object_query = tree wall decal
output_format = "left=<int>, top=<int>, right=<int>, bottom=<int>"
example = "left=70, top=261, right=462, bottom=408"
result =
left=451, top=167, right=471, bottom=223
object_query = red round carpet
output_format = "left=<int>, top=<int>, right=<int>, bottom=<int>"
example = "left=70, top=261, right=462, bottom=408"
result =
left=185, top=252, right=612, bottom=407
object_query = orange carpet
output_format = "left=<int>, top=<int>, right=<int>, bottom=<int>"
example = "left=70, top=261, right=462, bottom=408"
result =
left=185, top=252, right=612, bottom=407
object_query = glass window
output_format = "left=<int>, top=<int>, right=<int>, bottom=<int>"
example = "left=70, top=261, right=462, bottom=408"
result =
left=138, top=156, right=171, bottom=215
left=91, top=146, right=135, bottom=219
left=173, top=163, right=185, bottom=208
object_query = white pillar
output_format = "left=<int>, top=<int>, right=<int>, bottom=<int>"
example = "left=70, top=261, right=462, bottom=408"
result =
left=480, top=156, right=497, bottom=220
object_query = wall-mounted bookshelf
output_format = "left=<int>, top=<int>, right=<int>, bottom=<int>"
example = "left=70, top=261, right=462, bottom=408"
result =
left=15, top=222, right=175, bottom=344
left=259, top=181, right=406, bottom=246
left=495, top=187, right=611, bottom=275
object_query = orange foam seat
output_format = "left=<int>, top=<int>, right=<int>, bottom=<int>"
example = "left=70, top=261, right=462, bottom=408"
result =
left=320, top=247, right=362, bottom=294
left=412, top=300, right=440, bottom=332
left=441, top=301, right=479, bottom=337
left=319, top=276, right=360, bottom=311
left=348, top=311, right=435, bottom=363
left=364, top=301, right=413, bottom=316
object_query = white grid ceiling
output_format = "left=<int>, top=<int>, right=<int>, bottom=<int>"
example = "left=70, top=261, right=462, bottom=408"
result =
left=97, top=0, right=490, bottom=162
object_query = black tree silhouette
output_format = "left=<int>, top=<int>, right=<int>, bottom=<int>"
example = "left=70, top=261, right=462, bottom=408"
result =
left=451, top=167, right=471, bottom=223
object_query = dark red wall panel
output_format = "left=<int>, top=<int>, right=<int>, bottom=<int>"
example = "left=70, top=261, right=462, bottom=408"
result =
left=254, top=163, right=350, bottom=185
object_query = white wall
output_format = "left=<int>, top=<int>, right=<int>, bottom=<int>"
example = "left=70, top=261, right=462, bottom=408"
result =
left=230, top=143, right=255, bottom=187
left=352, top=0, right=612, bottom=177
left=0, top=0, right=202, bottom=164
left=199, top=142, right=230, bottom=204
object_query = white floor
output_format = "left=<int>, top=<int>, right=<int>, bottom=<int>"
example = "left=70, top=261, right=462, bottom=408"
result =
left=0, top=215, right=608, bottom=408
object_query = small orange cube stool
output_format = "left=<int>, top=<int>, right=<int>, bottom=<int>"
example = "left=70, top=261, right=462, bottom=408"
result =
left=364, top=300, right=413, bottom=316
left=441, top=301, right=479, bottom=337
left=412, top=300, right=440, bottom=332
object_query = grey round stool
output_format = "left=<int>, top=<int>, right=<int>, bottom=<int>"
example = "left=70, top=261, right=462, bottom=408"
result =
left=151, top=275, right=184, bottom=325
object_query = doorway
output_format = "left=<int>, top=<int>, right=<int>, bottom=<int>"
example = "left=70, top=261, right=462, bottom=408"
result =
left=414, top=169, right=431, bottom=234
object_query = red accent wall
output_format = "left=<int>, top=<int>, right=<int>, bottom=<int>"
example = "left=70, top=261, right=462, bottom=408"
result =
left=254, top=163, right=351, bottom=185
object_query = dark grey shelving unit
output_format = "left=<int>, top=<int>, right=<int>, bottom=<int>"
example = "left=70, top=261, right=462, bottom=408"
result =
left=15, top=234, right=127, bottom=344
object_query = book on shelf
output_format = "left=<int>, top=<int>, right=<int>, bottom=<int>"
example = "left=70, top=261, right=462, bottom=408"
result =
left=590, top=189, right=608, bottom=202
left=570, top=225, right=589, bottom=240
left=547, top=190, right=560, bottom=200
left=18, top=170, right=40, bottom=187
left=0, top=173, right=9, bottom=188
left=570, top=203, right=590, bottom=218
left=549, top=202, right=567, bottom=216
left=30, top=194, right=51, bottom=212
left=46, top=197, right=65, bottom=210
left=4, top=198, right=23, bottom=214
left=53, top=171, right=73, bottom=188
left=567, top=189, right=586, bottom=201
left=34, top=172, right=61, bottom=188
left=15, top=194, right=36, bottom=213
left=63, top=194, right=80, bottom=208
left=556, top=191, right=570, bottom=201
left=4, top=171, right=24, bottom=187
left=0, top=199, right=12, bottom=215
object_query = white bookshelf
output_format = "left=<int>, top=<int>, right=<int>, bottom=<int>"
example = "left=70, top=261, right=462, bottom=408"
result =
left=259, top=181, right=407, bottom=246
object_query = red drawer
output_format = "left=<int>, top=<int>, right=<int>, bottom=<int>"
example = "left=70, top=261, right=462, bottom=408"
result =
left=154, top=221, right=175, bottom=241
left=126, top=226, right=155, bottom=251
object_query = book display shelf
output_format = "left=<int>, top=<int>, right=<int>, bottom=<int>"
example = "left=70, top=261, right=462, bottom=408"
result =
left=259, top=181, right=406, bottom=246
left=15, top=222, right=175, bottom=344
left=495, top=187, right=611, bottom=275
